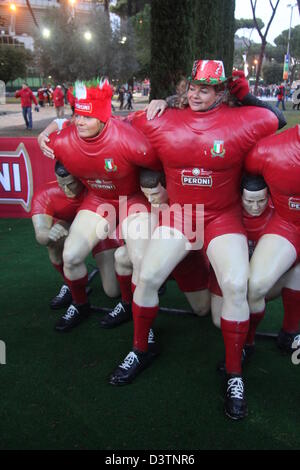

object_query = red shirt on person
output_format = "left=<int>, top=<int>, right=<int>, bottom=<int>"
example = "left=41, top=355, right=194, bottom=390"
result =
left=131, top=105, right=278, bottom=211
left=245, top=125, right=300, bottom=259
left=53, top=87, right=65, bottom=108
left=15, top=86, right=38, bottom=108
left=245, top=125, right=300, bottom=228
left=48, top=117, right=161, bottom=201
left=67, top=88, right=76, bottom=107
left=130, top=105, right=278, bottom=247
left=31, top=181, right=86, bottom=221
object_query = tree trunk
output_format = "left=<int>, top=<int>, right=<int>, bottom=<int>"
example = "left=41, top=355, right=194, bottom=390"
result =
left=150, top=0, right=236, bottom=99
left=254, top=40, right=266, bottom=95
left=220, top=0, right=235, bottom=75
left=150, top=0, right=195, bottom=100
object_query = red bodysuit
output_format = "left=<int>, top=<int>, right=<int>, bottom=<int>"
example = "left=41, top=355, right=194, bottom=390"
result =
left=210, top=203, right=274, bottom=296
left=48, top=117, right=161, bottom=227
left=131, top=105, right=278, bottom=248
left=245, top=125, right=300, bottom=258
left=31, top=181, right=85, bottom=221
left=31, top=181, right=119, bottom=254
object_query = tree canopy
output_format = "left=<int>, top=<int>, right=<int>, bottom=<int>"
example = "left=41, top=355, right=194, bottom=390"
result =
left=34, top=4, right=137, bottom=83
left=0, top=45, right=33, bottom=84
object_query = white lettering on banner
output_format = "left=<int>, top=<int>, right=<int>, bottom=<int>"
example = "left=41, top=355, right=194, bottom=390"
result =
left=13, top=164, right=21, bottom=191
left=0, top=143, right=33, bottom=212
left=0, top=163, right=21, bottom=192
left=0, top=163, right=11, bottom=191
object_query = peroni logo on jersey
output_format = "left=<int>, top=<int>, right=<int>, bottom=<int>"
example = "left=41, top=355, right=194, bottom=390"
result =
left=289, top=198, right=300, bottom=211
left=181, top=168, right=213, bottom=187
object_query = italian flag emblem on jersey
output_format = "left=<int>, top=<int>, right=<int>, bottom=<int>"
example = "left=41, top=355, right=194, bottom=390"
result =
left=104, top=158, right=117, bottom=172
left=211, top=140, right=226, bottom=157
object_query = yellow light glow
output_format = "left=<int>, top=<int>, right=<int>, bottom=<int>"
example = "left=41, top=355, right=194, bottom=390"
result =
left=84, top=31, right=92, bottom=41
left=10, top=3, right=16, bottom=12
left=42, top=28, right=51, bottom=38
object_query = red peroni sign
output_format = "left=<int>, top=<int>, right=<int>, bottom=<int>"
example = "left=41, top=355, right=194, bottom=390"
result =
left=0, top=138, right=54, bottom=218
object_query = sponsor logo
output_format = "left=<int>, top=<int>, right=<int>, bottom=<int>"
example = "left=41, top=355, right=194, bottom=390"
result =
left=289, top=197, right=300, bottom=211
left=86, top=178, right=116, bottom=191
left=104, top=158, right=117, bottom=172
left=181, top=168, right=212, bottom=187
left=0, top=143, right=33, bottom=212
left=75, top=102, right=93, bottom=113
left=211, top=140, right=225, bottom=158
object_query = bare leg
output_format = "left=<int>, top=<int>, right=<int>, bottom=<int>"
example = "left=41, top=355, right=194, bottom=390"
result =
left=47, top=242, right=64, bottom=266
left=94, top=249, right=120, bottom=298
left=211, top=294, right=223, bottom=328
left=249, top=234, right=297, bottom=313
left=207, top=234, right=249, bottom=322
left=267, top=263, right=300, bottom=300
left=122, top=212, right=158, bottom=287
left=55, top=209, right=110, bottom=331
left=114, top=245, right=132, bottom=276
left=184, top=290, right=211, bottom=316
left=134, top=226, right=191, bottom=307
left=63, top=209, right=109, bottom=281
left=109, top=226, right=191, bottom=386
left=207, top=231, right=250, bottom=416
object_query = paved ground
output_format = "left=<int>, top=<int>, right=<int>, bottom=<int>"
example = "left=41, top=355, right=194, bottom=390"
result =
left=0, top=94, right=149, bottom=137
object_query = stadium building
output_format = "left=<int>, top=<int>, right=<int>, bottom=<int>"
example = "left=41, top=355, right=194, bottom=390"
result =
left=0, top=0, right=103, bottom=50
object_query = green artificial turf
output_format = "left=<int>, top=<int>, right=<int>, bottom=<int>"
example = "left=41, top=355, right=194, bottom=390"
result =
left=0, top=218, right=300, bottom=450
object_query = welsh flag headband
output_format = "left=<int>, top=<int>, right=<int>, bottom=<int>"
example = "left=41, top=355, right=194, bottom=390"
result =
left=74, top=77, right=113, bottom=123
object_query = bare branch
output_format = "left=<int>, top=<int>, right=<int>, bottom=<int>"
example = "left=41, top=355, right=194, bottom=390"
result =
left=264, top=0, right=280, bottom=40
left=250, top=0, right=280, bottom=42
left=250, top=0, right=264, bottom=41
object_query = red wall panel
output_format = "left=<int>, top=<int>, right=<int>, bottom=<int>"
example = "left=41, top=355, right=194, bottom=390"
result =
left=0, top=138, right=55, bottom=218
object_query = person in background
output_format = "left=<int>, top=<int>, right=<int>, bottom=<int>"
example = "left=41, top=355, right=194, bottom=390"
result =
left=37, top=84, right=46, bottom=107
left=126, top=87, right=133, bottom=110
left=67, top=85, right=76, bottom=116
left=46, top=84, right=53, bottom=106
left=15, top=82, right=39, bottom=130
left=118, top=87, right=125, bottom=110
left=53, top=85, right=65, bottom=118
left=275, top=83, right=286, bottom=111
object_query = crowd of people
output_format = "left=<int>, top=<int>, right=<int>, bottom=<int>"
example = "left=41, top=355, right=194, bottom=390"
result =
left=33, top=61, right=300, bottom=422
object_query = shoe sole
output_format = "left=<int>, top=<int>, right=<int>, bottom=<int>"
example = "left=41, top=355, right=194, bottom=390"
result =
left=109, top=352, right=159, bottom=386
left=99, top=319, right=131, bottom=329
left=54, top=314, right=91, bottom=332
left=224, top=407, right=248, bottom=420
left=50, top=301, right=72, bottom=311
